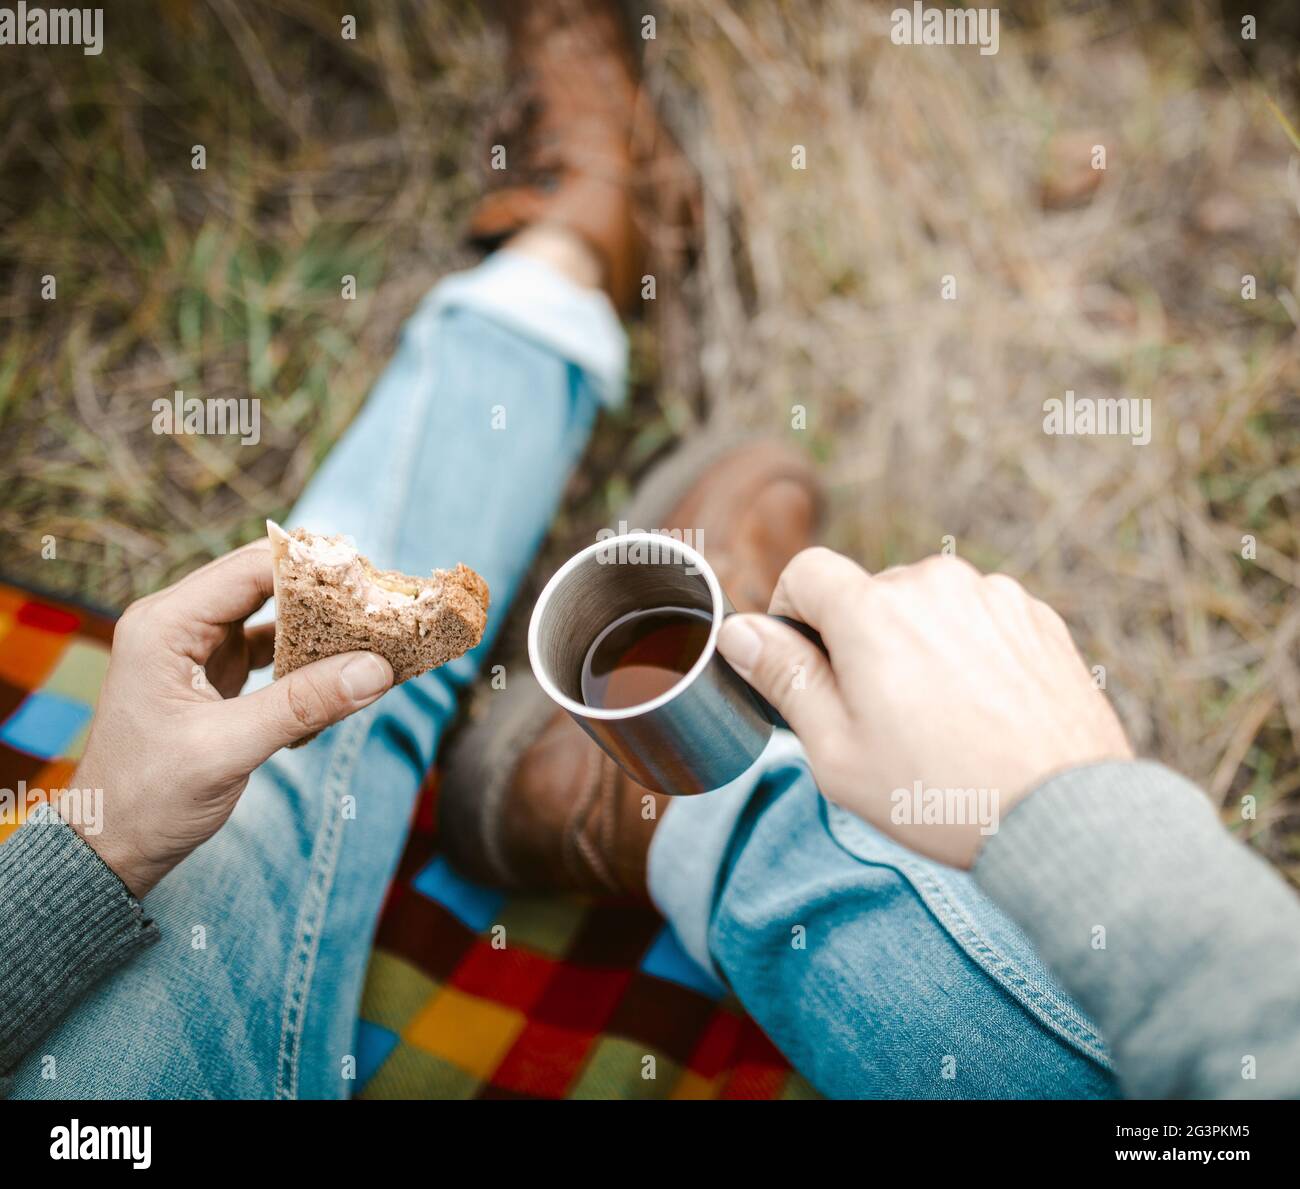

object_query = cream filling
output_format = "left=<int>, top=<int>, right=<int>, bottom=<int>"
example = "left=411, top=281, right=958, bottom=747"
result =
left=361, top=583, right=435, bottom=615
left=270, top=521, right=438, bottom=619
left=284, top=529, right=436, bottom=614
left=285, top=534, right=358, bottom=569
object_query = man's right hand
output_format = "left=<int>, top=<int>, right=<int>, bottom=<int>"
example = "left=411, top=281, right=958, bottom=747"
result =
left=716, top=549, right=1133, bottom=868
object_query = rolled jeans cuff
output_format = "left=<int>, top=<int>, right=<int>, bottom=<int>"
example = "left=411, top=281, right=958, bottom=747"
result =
left=646, top=730, right=809, bottom=983
left=425, top=250, right=628, bottom=408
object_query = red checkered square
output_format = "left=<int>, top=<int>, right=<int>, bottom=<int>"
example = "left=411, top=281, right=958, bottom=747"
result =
left=530, top=963, right=630, bottom=1032
left=16, top=601, right=80, bottom=634
left=489, top=1020, right=595, bottom=1098
left=451, top=941, right=559, bottom=1014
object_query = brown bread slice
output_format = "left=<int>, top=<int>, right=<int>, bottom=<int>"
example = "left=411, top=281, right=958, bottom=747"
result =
left=267, top=522, right=489, bottom=743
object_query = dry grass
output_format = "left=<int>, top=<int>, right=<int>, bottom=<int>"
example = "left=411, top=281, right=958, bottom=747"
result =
left=0, top=0, right=499, bottom=598
left=1, top=1, right=1298, bottom=876
left=650, top=0, right=1300, bottom=877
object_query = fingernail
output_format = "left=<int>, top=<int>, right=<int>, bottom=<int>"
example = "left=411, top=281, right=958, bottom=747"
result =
left=341, top=653, right=391, bottom=701
left=718, top=616, right=762, bottom=676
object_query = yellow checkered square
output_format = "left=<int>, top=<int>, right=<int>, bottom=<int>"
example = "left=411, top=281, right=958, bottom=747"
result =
left=404, top=986, right=525, bottom=1081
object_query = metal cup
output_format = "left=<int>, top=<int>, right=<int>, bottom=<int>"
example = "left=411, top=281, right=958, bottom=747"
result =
left=528, top=531, right=793, bottom=796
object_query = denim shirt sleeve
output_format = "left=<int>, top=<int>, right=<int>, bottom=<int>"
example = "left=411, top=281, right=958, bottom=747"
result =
left=0, top=803, right=158, bottom=1096
left=974, top=760, right=1300, bottom=1098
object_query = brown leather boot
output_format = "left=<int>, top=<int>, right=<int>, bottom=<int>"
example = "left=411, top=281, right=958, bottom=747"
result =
left=438, top=434, right=822, bottom=899
left=468, top=0, right=698, bottom=311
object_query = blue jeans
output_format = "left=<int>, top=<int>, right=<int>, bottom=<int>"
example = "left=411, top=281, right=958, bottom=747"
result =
left=651, top=734, right=1114, bottom=1097
left=11, top=254, right=1114, bottom=1099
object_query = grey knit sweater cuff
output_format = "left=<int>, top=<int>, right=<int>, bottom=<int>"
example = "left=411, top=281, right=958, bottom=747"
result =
left=0, top=803, right=158, bottom=1090
left=975, top=760, right=1300, bottom=1098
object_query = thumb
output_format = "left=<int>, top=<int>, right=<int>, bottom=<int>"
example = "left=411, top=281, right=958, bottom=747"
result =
left=214, top=651, right=394, bottom=771
left=717, top=614, right=847, bottom=746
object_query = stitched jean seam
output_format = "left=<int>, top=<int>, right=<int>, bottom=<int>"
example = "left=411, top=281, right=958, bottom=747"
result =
left=825, top=803, right=1113, bottom=1070
left=273, top=711, right=370, bottom=1099
left=273, top=314, right=439, bottom=1099
left=895, top=854, right=1112, bottom=1067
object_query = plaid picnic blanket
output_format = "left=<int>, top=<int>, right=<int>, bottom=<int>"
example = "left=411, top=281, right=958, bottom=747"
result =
left=0, top=582, right=815, bottom=1099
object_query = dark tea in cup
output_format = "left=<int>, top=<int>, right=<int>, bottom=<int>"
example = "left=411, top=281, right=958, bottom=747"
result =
left=580, top=605, right=712, bottom=710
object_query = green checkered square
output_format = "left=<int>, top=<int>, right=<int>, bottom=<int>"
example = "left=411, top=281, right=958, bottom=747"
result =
left=41, top=640, right=110, bottom=706
left=358, top=1043, right=481, bottom=1100
left=569, top=1036, right=680, bottom=1100
left=781, top=1072, right=822, bottom=1099
left=492, top=893, right=587, bottom=958
left=360, top=951, right=440, bottom=1034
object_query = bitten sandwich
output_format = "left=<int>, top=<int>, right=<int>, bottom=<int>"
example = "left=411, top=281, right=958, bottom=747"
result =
left=267, top=521, right=489, bottom=733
